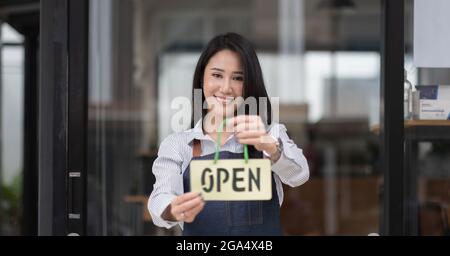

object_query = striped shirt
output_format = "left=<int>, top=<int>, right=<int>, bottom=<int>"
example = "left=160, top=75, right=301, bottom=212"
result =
left=148, top=120, right=310, bottom=229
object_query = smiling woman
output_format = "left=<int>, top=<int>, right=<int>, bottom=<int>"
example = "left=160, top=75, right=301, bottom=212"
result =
left=148, top=33, right=310, bottom=236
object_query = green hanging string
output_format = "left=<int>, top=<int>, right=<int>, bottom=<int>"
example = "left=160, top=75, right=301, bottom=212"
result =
left=214, top=118, right=249, bottom=164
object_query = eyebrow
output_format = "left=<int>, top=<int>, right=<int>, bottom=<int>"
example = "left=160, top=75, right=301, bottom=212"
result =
left=210, top=68, right=243, bottom=75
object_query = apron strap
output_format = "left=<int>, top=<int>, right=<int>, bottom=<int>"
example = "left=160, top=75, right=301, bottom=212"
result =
left=192, top=139, right=201, bottom=158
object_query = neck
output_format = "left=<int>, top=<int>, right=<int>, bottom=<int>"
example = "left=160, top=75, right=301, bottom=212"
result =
left=203, top=112, right=234, bottom=141
left=203, top=114, right=226, bottom=133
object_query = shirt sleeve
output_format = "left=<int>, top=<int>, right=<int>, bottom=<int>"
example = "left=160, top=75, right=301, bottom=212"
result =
left=148, top=134, right=184, bottom=229
left=268, top=123, right=310, bottom=187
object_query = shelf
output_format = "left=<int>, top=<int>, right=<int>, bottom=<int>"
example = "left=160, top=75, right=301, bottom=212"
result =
left=404, top=120, right=450, bottom=128
left=371, top=120, right=450, bottom=135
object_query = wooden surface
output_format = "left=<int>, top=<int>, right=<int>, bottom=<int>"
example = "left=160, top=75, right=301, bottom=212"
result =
left=404, top=120, right=450, bottom=127
left=371, top=120, right=450, bottom=134
left=123, top=195, right=152, bottom=222
left=281, top=176, right=382, bottom=235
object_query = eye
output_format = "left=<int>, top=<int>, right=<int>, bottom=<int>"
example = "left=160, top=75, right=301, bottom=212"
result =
left=233, top=76, right=244, bottom=81
left=212, top=73, right=222, bottom=78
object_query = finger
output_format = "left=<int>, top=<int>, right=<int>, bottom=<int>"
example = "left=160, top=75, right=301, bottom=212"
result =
left=227, top=115, right=259, bottom=127
left=175, top=212, right=186, bottom=222
left=173, top=192, right=201, bottom=205
left=259, top=134, right=278, bottom=144
left=184, top=201, right=205, bottom=222
left=226, top=115, right=261, bottom=133
left=237, top=138, right=262, bottom=146
left=236, top=130, right=266, bottom=139
left=226, top=116, right=243, bottom=128
left=235, top=122, right=262, bottom=133
left=173, top=196, right=204, bottom=214
left=184, top=202, right=205, bottom=223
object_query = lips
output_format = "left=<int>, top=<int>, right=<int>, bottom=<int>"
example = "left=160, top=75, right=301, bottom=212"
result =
left=214, top=95, right=235, bottom=104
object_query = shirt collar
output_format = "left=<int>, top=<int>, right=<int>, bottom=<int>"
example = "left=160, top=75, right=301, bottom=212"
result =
left=188, top=119, right=207, bottom=142
left=188, top=119, right=236, bottom=144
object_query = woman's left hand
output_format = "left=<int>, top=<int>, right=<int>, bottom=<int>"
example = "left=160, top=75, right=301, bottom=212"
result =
left=228, top=115, right=278, bottom=155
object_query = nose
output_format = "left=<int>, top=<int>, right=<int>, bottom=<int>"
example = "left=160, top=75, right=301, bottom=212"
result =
left=219, top=78, right=232, bottom=94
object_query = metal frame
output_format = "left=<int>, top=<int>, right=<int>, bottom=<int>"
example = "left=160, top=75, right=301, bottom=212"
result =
left=380, top=0, right=405, bottom=235
left=22, top=19, right=39, bottom=236
left=39, top=0, right=69, bottom=235
left=39, top=0, right=88, bottom=235
left=67, top=0, right=88, bottom=236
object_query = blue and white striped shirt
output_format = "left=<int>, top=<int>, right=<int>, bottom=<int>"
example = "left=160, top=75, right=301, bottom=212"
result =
left=148, top=120, right=310, bottom=229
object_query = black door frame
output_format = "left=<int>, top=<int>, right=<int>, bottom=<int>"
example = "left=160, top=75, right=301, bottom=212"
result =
left=38, top=0, right=88, bottom=236
left=36, top=0, right=407, bottom=235
left=380, top=0, right=407, bottom=236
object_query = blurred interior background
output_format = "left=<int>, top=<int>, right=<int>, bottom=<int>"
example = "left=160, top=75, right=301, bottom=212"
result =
left=0, top=0, right=449, bottom=236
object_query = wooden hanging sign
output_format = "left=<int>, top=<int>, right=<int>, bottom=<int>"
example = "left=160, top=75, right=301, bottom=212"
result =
left=190, top=159, right=272, bottom=201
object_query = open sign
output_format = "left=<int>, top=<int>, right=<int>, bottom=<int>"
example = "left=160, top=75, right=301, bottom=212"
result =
left=190, top=159, right=272, bottom=201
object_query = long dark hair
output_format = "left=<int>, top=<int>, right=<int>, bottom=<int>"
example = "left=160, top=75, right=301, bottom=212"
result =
left=191, top=32, right=272, bottom=158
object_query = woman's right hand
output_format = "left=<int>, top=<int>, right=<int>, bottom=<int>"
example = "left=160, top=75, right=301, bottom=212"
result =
left=162, top=192, right=205, bottom=223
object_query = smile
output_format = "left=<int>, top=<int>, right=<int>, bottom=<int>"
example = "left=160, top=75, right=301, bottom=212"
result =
left=215, top=95, right=235, bottom=104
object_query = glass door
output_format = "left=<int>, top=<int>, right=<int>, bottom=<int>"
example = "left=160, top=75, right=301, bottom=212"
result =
left=403, top=0, right=450, bottom=236
left=87, top=0, right=385, bottom=236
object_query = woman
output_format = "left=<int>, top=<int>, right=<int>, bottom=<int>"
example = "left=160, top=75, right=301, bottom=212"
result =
left=148, top=32, right=309, bottom=236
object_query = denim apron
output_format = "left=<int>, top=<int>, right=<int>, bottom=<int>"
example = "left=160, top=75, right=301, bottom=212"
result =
left=182, top=140, right=282, bottom=236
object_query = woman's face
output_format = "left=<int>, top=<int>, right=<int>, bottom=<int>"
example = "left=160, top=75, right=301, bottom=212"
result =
left=203, top=49, right=244, bottom=119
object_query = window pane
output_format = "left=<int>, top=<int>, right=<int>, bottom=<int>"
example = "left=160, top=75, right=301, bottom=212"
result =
left=404, top=0, right=450, bottom=236
left=88, top=0, right=383, bottom=235
left=0, top=22, right=24, bottom=235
